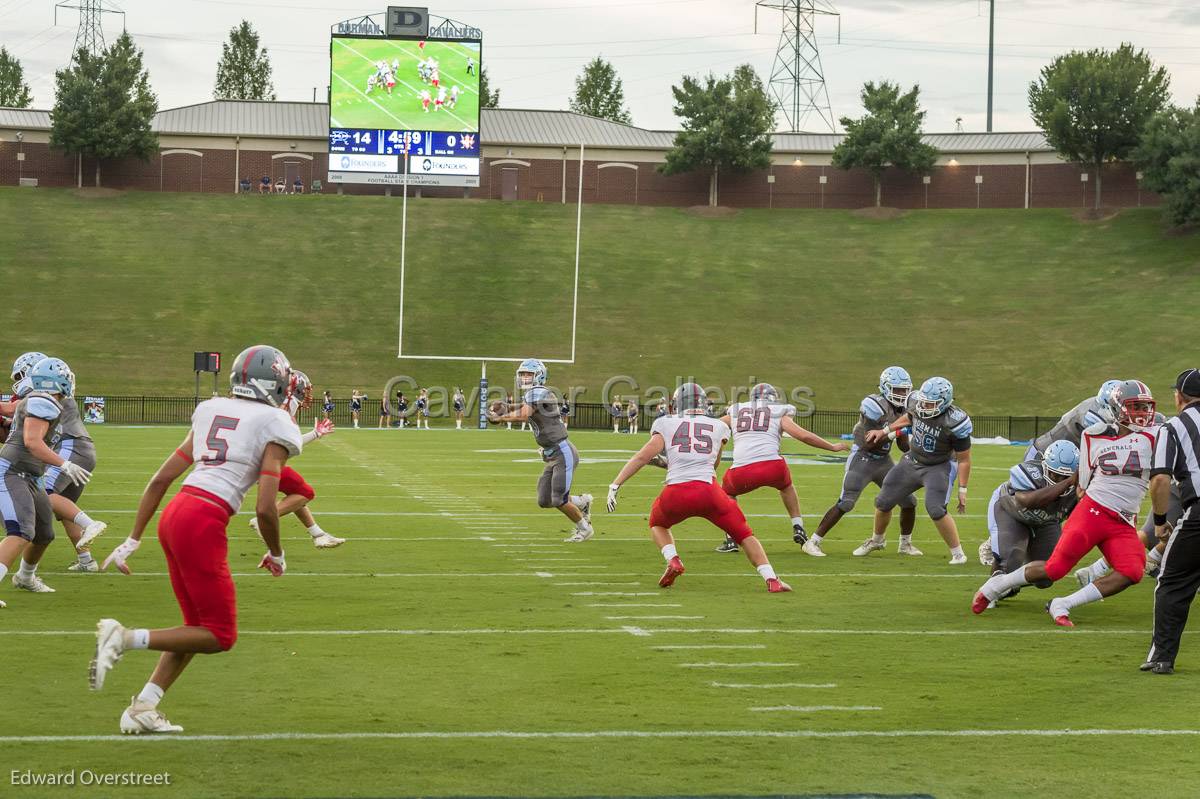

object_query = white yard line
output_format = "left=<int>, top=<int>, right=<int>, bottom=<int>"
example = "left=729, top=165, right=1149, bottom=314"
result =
left=679, top=662, right=798, bottom=668
left=653, top=644, right=767, bottom=650
left=712, top=682, right=837, bottom=689
left=9, top=728, right=1199, bottom=744
left=606, top=616, right=705, bottom=621
left=571, top=592, right=660, bottom=596
left=588, top=603, right=683, bottom=608
left=749, top=705, right=882, bottom=713
left=4, top=626, right=1180, bottom=637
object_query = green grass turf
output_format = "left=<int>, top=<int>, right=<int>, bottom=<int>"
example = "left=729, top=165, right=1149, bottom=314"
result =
left=331, top=37, right=481, bottom=134
left=2, top=187, right=1199, bottom=414
left=3, top=426, right=1198, bottom=799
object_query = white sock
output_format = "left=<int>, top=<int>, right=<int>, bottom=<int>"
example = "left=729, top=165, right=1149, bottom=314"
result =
left=894, top=533, right=907, bottom=546
left=306, top=524, right=325, bottom=539
left=124, top=628, right=151, bottom=650
left=74, top=511, right=96, bottom=528
left=16, top=559, right=36, bottom=579
left=790, top=516, right=805, bottom=529
left=1089, top=558, right=1109, bottom=579
left=137, top=681, right=164, bottom=708
left=812, top=533, right=824, bottom=544
left=985, top=565, right=1031, bottom=599
left=661, top=544, right=677, bottom=562
left=756, top=563, right=777, bottom=581
left=1061, top=581, right=1103, bottom=611
left=570, top=495, right=587, bottom=507
left=0, top=562, right=8, bottom=582
left=949, top=545, right=965, bottom=558
left=77, top=550, right=95, bottom=566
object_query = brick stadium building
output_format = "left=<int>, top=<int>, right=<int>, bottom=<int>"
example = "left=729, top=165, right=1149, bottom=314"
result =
left=0, top=100, right=1157, bottom=209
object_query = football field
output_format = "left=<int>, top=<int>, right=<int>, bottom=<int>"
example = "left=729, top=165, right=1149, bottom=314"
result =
left=330, top=37, right=481, bottom=133
left=3, top=426, right=1199, bottom=799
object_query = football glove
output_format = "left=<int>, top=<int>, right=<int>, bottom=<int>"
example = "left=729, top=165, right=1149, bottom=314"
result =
left=606, top=483, right=620, bottom=513
left=60, top=460, right=92, bottom=486
left=314, top=418, right=334, bottom=437
left=102, top=536, right=141, bottom=575
left=259, top=551, right=287, bottom=577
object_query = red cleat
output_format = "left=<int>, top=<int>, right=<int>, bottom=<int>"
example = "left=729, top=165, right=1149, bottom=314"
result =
left=659, top=556, right=685, bottom=588
left=971, top=591, right=991, bottom=615
left=766, top=578, right=791, bottom=593
left=1046, top=599, right=1074, bottom=627
left=1051, top=614, right=1074, bottom=628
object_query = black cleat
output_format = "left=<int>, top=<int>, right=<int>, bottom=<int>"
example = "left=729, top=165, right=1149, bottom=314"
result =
left=715, top=537, right=739, bottom=553
left=1140, top=661, right=1174, bottom=674
left=792, top=524, right=808, bottom=545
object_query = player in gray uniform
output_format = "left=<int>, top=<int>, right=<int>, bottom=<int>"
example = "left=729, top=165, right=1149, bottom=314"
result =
left=807, top=367, right=917, bottom=557
left=45, top=388, right=108, bottom=572
left=858, top=376, right=972, bottom=564
left=985, top=440, right=1079, bottom=593
left=488, top=358, right=595, bottom=543
left=1024, top=380, right=1120, bottom=460
left=0, top=358, right=91, bottom=605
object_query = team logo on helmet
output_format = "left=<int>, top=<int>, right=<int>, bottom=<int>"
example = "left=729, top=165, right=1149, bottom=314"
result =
left=879, top=366, right=913, bottom=408
left=516, top=358, right=547, bottom=390
left=289, top=370, right=314, bottom=411
left=1113, top=380, right=1155, bottom=432
left=230, top=345, right=292, bottom=407
left=912, top=377, right=953, bottom=419
left=749, top=382, right=779, bottom=403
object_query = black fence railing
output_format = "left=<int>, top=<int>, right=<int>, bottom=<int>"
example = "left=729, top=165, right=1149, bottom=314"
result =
left=74, top=396, right=1060, bottom=442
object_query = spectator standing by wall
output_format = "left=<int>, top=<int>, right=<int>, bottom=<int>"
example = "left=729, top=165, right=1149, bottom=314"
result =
left=453, top=387, right=466, bottom=430
left=627, top=398, right=640, bottom=435
left=351, top=390, right=364, bottom=429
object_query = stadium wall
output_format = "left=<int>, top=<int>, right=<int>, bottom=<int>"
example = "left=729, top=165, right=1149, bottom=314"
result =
left=0, top=130, right=1158, bottom=209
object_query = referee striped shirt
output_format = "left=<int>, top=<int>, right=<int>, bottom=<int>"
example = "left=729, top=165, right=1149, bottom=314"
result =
left=1152, top=402, right=1200, bottom=509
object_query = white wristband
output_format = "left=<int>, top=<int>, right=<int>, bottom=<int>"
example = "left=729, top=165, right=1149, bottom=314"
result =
left=958, top=486, right=968, bottom=495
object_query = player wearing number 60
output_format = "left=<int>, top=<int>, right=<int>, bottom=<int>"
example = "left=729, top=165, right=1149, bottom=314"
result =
left=89, top=345, right=303, bottom=735
left=713, top=382, right=849, bottom=554
left=607, top=383, right=791, bottom=593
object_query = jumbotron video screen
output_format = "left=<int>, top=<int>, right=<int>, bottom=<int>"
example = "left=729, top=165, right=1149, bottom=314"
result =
left=328, top=35, right=481, bottom=184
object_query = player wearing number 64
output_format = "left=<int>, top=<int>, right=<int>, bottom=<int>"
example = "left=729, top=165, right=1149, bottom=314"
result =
left=607, top=383, right=792, bottom=594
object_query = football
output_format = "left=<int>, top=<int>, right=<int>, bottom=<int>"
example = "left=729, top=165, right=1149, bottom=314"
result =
left=488, top=400, right=508, bottom=419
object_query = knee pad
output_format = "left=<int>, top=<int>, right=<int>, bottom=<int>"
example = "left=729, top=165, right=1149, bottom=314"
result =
left=835, top=497, right=856, bottom=513
left=212, top=627, right=238, bottom=652
left=898, top=495, right=918, bottom=510
left=1115, top=565, right=1144, bottom=584
left=537, top=497, right=557, bottom=509
left=925, top=497, right=948, bottom=521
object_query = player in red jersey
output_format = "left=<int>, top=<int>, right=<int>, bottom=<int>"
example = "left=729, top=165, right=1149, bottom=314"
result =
left=973, top=380, right=1158, bottom=627
left=606, top=383, right=790, bottom=593
left=248, top=370, right=345, bottom=549
left=89, top=345, right=303, bottom=734
left=715, top=382, right=849, bottom=552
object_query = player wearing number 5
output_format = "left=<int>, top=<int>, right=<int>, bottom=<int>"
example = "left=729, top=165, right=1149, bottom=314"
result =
left=973, top=380, right=1158, bottom=627
left=89, top=345, right=303, bottom=734
left=714, top=383, right=848, bottom=553
left=607, top=383, right=790, bottom=593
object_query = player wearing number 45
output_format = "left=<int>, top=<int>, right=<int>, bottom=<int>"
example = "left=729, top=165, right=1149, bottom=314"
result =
left=89, top=345, right=303, bottom=734
left=713, top=382, right=849, bottom=554
left=487, top=359, right=595, bottom=543
left=974, top=380, right=1159, bottom=627
left=607, top=383, right=791, bottom=593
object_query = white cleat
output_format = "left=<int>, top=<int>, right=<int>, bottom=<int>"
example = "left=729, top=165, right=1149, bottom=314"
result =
left=312, top=533, right=345, bottom=549
left=852, top=538, right=886, bottom=557
left=897, top=541, right=924, bottom=556
left=13, top=572, right=55, bottom=592
left=0, top=599, right=5, bottom=608
left=1075, top=566, right=1095, bottom=587
left=978, top=540, right=995, bottom=567
left=564, top=523, right=594, bottom=543
left=68, top=559, right=100, bottom=573
left=949, top=552, right=968, bottom=565
left=577, top=493, right=594, bottom=524
left=120, top=699, right=184, bottom=735
left=90, top=618, right=126, bottom=691
left=75, top=520, right=108, bottom=552
left=801, top=538, right=827, bottom=557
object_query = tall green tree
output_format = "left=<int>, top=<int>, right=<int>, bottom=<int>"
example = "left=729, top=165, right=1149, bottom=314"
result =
left=569, top=56, right=631, bottom=124
left=480, top=66, right=500, bottom=109
left=831, top=81, right=937, bottom=208
left=1134, top=100, right=1200, bottom=228
left=0, top=47, right=33, bottom=108
left=661, top=64, right=774, bottom=207
left=214, top=20, right=275, bottom=100
left=1029, top=43, right=1170, bottom=210
left=50, top=32, right=158, bottom=187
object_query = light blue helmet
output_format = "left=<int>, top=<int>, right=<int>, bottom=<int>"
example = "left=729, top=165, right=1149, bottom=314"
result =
left=11, top=351, right=47, bottom=395
left=879, top=366, right=912, bottom=408
left=912, top=377, right=953, bottom=419
left=1042, top=440, right=1079, bottom=482
left=1096, top=379, right=1122, bottom=423
left=28, top=357, right=75, bottom=397
left=516, top=358, right=547, bottom=390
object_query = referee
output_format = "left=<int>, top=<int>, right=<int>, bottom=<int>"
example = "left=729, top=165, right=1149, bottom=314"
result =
left=1143, top=368, right=1200, bottom=674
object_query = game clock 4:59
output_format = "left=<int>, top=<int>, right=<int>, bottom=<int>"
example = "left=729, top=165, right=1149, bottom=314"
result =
left=329, top=129, right=480, bottom=158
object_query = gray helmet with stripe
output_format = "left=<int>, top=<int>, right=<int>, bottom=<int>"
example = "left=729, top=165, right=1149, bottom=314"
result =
left=229, top=345, right=292, bottom=407
left=672, top=383, right=707, bottom=414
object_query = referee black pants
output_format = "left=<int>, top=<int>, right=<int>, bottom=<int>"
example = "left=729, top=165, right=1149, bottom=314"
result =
left=1148, top=508, right=1200, bottom=666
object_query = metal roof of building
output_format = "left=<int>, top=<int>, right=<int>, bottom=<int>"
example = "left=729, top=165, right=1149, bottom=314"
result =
left=0, top=100, right=1054, bottom=153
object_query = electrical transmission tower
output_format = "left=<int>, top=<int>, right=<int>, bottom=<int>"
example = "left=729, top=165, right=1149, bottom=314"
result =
left=55, top=0, right=125, bottom=61
left=755, top=0, right=839, bottom=133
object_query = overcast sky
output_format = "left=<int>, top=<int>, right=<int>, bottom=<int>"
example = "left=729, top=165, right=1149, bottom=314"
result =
left=5, top=0, right=1200, bottom=132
